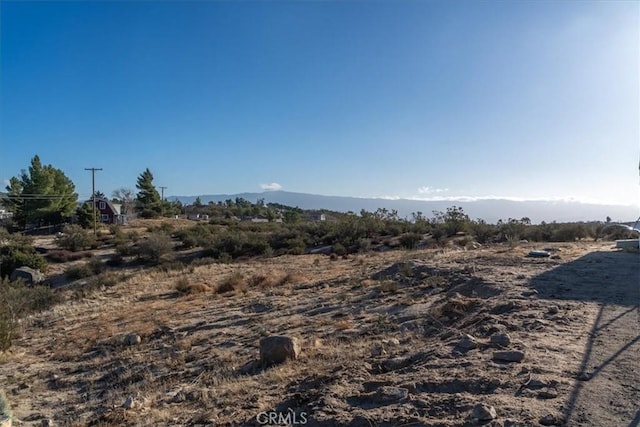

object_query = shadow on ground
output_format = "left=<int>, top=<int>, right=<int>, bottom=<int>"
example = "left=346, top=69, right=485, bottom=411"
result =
left=529, top=250, right=639, bottom=306
left=530, top=250, right=639, bottom=426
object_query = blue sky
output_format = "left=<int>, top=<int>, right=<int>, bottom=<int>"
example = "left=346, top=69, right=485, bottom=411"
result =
left=1, top=1, right=638, bottom=206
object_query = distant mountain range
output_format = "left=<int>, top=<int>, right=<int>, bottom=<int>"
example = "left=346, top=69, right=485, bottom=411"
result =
left=168, top=191, right=638, bottom=224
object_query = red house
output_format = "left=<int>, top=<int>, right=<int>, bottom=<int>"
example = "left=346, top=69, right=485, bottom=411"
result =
left=87, top=197, right=126, bottom=225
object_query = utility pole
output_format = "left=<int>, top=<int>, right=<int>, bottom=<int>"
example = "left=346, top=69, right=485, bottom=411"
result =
left=84, top=167, right=103, bottom=236
left=159, top=186, right=167, bottom=217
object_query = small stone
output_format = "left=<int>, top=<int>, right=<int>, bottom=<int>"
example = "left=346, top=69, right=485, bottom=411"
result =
left=373, top=386, right=408, bottom=404
left=382, top=356, right=412, bottom=372
left=124, top=333, right=141, bottom=346
left=384, top=338, right=400, bottom=346
left=539, top=414, right=561, bottom=426
left=471, top=403, right=497, bottom=421
left=370, top=346, right=386, bottom=357
left=123, top=396, right=135, bottom=409
left=538, top=388, right=558, bottom=399
left=577, top=372, right=592, bottom=381
left=492, top=350, right=525, bottom=363
left=259, top=336, right=301, bottom=366
left=490, top=332, right=511, bottom=347
left=170, top=391, right=186, bottom=403
left=457, top=334, right=478, bottom=351
left=547, top=306, right=559, bottom=315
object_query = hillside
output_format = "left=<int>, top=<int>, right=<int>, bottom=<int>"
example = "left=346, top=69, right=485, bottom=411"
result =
left=1, top=240, right=638, bottom=426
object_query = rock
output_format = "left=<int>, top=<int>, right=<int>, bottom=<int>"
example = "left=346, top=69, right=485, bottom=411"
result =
left=521, top=289, right=538, bottom=297
left=383, top=338, right=400, bottom=346
left=373, top=386, right=408, bottom=404
left=527, top=250, right=550, bottom=258
left=41, top=420, right=53, bottom=427
left=382, top=356, right=412, bottom=372
left=547, top=305, right=559, bottom=315
left=538, top=388, right=558, bottom=399
left=122, top=396, right=135, bottom=409
left=577, top=371, right=592, bottom=381
left=471, top=403, right=497, bottom=421
left=124, top=333, right=141, bottom=346
left=539, top=414, right=562, bottom=426
left=10, top=266, right=44, bottom=285
left=170, top=391, right=186, bottom=403
left=457, top=334, right=478, bottom=351
left=370, top=346, right=386, bottom=357
left=492, top=350, right=525, bottom=363
left=490, top=332, right=511, bottom=347
left=259, top=336, right=301, bottom=366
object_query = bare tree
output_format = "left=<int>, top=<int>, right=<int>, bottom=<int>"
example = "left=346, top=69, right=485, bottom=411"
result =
left=112, top=187, right=135, bottom=216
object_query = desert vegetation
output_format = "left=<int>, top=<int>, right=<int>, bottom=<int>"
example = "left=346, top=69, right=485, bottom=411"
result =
left=0, top=155, right=638, bottom=426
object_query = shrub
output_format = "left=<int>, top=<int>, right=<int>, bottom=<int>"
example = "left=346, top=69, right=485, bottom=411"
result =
left=156, top=261, right=185, bottom=273
left=88, top=258, right=105, bottom=275
left=217, top=271, right=245, bottom=294
left=357, top=238, right=371, bottom=253
left=57, top=224, right=96, bottom=252
left=137, top=232, right=173, bottom=263
left=46, top=250, right=94, bottom=263
left=175, top=277, right=210, bottom=294
left=0, top=277, right=57, bottom=350
left=332, top=243, right=346, bottom=256
left=65, top=264, right=94, bottom=280
left=0, top=246, right=47, bottom=278
left=0, top=389, right=12, bottom=421
left=470, top=220, right=496, bottom=244
left=106, top=254, right=125, bottom=267
left=399, top=233, right=422, bottom=250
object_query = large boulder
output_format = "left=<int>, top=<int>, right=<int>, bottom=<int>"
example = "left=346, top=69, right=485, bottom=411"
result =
left=10, top=267, right=44, bottom=286
left=259, top=336, right=301, bottom=366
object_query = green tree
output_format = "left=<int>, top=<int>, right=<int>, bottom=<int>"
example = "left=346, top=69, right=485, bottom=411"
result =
left=75, top=202, right=98, bottom=229
left=4, top=155, right=78, bottom=229
left=135, top=168, right=161, bottom=217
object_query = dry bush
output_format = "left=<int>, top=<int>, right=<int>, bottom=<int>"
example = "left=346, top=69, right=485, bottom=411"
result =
left=137, top=232, right=173, bottom=264
left=433, top=292, right=478, bottom=320
left=378, top=280, right=399, bottom=293
left=280, top=271, right=307, bottom=286
left=247, top=271, right=279, bottom=289
left=46, top=250, right=94, bottom=263
left=360, top=279, right=376, bottom=288
left=217, top=272, right=245, bottom=294
left=65, top=263, right=94, bottom=280
left=176, top=277, right=211, bottom=295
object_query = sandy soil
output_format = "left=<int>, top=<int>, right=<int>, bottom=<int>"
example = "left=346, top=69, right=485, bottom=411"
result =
left=1, top=241, right=638, bottom=426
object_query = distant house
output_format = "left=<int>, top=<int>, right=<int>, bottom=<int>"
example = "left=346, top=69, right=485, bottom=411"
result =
left=187, top=213, right=209, bottom=221
left=310, top=213, right=326, bottom=222
left=87, top=197, right=127, bottom=225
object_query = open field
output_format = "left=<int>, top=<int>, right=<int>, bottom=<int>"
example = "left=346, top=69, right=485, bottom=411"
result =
left=1, top=241, right=638, bottom=426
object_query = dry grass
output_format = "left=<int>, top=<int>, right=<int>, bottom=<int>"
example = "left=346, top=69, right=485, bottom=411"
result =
left=216, top=271, right=246, bottom=294
left=2, top=241, right=635, bottom=426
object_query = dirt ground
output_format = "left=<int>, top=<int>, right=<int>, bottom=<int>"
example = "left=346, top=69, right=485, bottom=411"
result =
left=1, top=241, right=638, bottom=426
